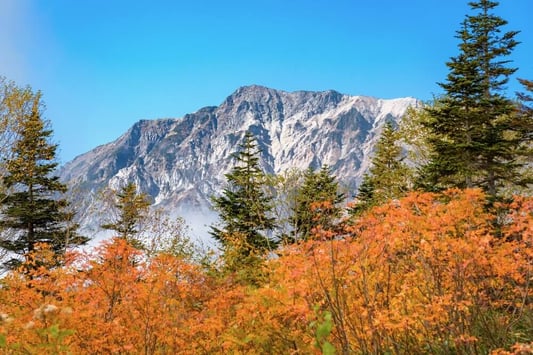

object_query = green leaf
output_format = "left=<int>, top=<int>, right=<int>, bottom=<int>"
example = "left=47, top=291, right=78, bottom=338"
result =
left=49, top=324, right=60, bottom=337
left=317, top=321, right=333, bottom=340
left=322, top=341, right=336, bottom=355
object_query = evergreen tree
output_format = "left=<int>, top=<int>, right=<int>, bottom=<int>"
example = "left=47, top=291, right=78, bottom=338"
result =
left=518, top=79, right=533, bottom=101
left=0, top=87, right=87, bottom=270
left=101, top=182, right=151, bottom=248
left=512, top=78, right=533, bottom=191
left=348, top=173, right=375, bottom=216
left=517, top=78, right=533, bottom=128
left=352, top=121, right=410, bottom=214
left=289, top=165, right=344, bottom=242
left=422, top=0, right=529, bottom=198
left=211, top=131, right=276, bottom=255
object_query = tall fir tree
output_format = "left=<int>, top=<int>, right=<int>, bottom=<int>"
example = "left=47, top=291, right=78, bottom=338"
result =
left=101, top=182, right=151, bottom=248
left=517, top=78, right=533, bottom=134
left=289, top=165, right=344, bottom=242
left=513, top=78, right=533, bottom=191
left=0, top=87, right=87, bottom=270
left=211, top=131, right=276, bottom=255
left=352, top=121, right=411, bottom=214
left=518, top=79, right=533, bottom=102
left=422, top=0, right=530, bottom=198
left=349, top=174, right=375, bottom=216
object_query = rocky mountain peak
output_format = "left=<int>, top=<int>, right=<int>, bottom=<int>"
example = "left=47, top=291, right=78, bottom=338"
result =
left=59, top=86, right=419, bottom=240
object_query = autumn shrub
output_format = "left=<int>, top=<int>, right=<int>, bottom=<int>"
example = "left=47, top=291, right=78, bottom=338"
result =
left=272, top=189, right=532, bottom=354
left=65, top=238, right=220, bottom=353
left=0, top=239, right=221, bottom=354
left=0, top=189, right=530, bottom=354
left=0, top=244, right=76, bottom=354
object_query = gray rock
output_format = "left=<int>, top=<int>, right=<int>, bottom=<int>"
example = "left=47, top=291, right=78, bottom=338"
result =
left=59, top=85, right=419, bottom=240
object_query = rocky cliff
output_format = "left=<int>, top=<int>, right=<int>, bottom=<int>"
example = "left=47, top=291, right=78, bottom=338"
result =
left=59, top=85, right=418, bottom=238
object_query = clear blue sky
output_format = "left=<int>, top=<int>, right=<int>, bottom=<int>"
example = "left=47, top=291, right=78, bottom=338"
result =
left=1, top=0, right=532, bottom=163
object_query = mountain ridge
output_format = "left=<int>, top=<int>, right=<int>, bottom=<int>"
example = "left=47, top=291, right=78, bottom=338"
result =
left=59, top=85, right=419, bottom=239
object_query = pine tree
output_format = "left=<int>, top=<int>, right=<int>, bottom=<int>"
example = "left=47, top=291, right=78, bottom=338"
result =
left=422, top=0, right=529, bottom=198
left=517, top=78, right=533, bottom=128
left=101, top=182, right=151, bottom=248
left=0, top=87, right=87, bottom=270
left=518, top=79, right=533, bottom=100
left=348, top=173, right=375, bottom=216
left=211, top=131, right=276, bottom=255
left=352, top=121, right=411, bottom=214
left=289, top=165, right=344, bottom=242
left=513, top=78, right=533, bottom=191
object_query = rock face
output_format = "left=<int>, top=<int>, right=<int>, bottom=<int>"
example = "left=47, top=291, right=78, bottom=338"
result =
left=59, top=85, right=418, bottom=237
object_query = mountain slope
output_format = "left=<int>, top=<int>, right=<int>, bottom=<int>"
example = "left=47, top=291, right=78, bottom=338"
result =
left=60, top=85, right=419, bottom=237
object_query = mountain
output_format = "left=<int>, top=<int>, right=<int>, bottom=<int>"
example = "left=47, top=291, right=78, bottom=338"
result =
left=59, top=85, right=419, bottom=239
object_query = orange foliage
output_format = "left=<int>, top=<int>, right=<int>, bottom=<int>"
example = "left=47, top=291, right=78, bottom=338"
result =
left=291, top=189, right=532, bottom=353
left=0, top=189, right=531, bottom=353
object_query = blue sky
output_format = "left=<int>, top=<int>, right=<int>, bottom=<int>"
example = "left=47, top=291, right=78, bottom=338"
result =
left=1, top=0, right=532, bottom=163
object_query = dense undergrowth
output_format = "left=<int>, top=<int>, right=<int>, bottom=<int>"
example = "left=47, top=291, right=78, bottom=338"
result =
left=0, top=189, right=531, bottom=354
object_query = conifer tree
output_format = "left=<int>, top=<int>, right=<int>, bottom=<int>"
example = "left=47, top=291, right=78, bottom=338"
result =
left=349, top=174, right=375, bottom=216
left=513, top=78, right=533, bottom=191
left=101, top=182, right=151, bottom=248
left=211, top=131, right=276, bottom=255
left=289, top=165, right=344, bottom=242
left=0, top=87, right=86, bottom=270
left=422, top=0, right=530, bottom=198
left=517, top=78, right=533, bottom=127
left=352, top=121, right=410, bottom=214
left=518, top=79, right=533, bottom=100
